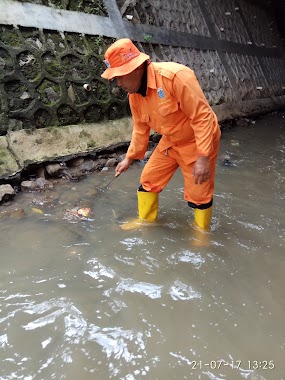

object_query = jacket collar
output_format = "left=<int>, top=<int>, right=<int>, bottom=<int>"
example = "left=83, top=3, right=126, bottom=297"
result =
left=147, top=62, right=157, bottom=90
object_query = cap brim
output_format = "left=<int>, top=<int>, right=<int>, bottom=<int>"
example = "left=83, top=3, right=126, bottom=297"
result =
left=101, top=52, right=150, bottom=80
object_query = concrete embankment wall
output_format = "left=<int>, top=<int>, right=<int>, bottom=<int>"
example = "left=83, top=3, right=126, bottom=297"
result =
left=0, top=0, right=285, bottom=180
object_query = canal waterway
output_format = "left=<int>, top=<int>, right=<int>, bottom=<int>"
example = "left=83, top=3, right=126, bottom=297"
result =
left=0, top=111, right=284, bottom=380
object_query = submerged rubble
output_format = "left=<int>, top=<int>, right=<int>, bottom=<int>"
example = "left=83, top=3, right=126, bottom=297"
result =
left=0, top=111, right=283, bottom=210
left=0, top=137, right=159, bottom=206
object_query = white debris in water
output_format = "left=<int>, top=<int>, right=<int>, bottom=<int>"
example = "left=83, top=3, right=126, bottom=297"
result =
left=88, top=325, right=146, bottom=362
left=23, top=310, right=63, bottom=330
left=169, top=280, right=201, bottom=301
left=34, top=279, right=47, bottom=283
left=203, top=371, right=225, bottom=379
left=0, top=334, right=8, bottom=347
left=5, top=293, right=31, bottom=300
left=57, top=283, right=66, bottom=288
left=64, top=313, right=87, bottom=341
left=215, top=192, right=227, bottom=198
left=163, top=222, right=178, bottom=229
left=39, top=356, right=53, bottom=371
left=167, top=250, right=205, bottom=268
left=62, top=352, right=73, bottom=363
left=22, top=299, right=83, bottom=333
left=84, top=258, right=116, bottom=279
left=120, top=238, right=144, bottom=251
left=23, top=300, right=55, bottom=315
left=41, top=337, right=52, bottom=349
left=114, top=254, right=135, bottom=266
left=170, top=351, right=193, bottom=365
left=109, top=299, right=128, bottom=313
left=115, top=278, right=162, bottom=299
left=237, top=220, right=264, bottom=231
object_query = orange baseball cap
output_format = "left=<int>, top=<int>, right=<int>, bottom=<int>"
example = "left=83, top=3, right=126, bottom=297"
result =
left=101, top=38, right=150, bottom=80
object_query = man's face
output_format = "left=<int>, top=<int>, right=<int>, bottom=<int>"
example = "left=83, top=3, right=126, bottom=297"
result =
left=115, top=67, right=143, bottom=94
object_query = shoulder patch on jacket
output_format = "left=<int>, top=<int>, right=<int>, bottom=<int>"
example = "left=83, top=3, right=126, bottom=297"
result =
left=154, top=61, right=190, bottom=80
left=158, top=69, right=176, bottom=80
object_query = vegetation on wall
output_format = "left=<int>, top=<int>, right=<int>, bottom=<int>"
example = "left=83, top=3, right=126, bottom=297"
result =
left=0, top=24, right=127, bottom=133
left=15, top=0, right=108, bottom=16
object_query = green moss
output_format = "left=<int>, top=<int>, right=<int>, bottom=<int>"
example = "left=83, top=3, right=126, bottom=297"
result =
left=32, top=73, right=42, bottom=82
left=143, top=34, right=153, bottom=42
left=93, top=82, right=110, bottom=102
left=0, top=49, right=13, bottom=71
left=37, top=80, right=61, bottom=105
left=79, top=130, right=91, bottom=139
left=93, top=36, right=104, bottom=47
left=0, top=149, right=7, bottom=158
left=51, top=129, right=61, bottom=138
left=87, top=140, right=97, bottom=148
left=104, top=129, right=119, bottom=140
left=86, top=35, right=111, bottom=56
left=24, top=129, right=34, bottom=135
left=19, top=85, right=28, bottom=92
left=35, top=138, right=43, bottom=144
left=69, top=0, right=107, bottom=16
left=66, top=141, right=74, bottom=149
left=0, top=27, right=22, bottom=47
left=45, top=60, right=62, bottom=77
left=38, top=81, right=60, bottom=95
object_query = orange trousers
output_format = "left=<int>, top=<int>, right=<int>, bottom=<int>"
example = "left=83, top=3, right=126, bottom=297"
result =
left=140, top=142, right=220, bottom=207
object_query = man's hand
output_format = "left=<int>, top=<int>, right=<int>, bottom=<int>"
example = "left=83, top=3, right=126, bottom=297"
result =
left=193, top=156, right=210, bottom=184
left=116, top=157, right=133, bottom=175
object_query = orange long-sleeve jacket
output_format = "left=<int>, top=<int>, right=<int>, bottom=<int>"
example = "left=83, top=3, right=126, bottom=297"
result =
left=126, top=62, right=220, bottom=164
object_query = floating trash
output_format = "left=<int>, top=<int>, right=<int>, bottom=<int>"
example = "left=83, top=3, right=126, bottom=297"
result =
left=77, top=207, right=91, bottom=217
left=64, top=207, right=91, bottom=220
left=65, top=173, right=120, bottom=220
left=31, top=207, right=43, bottom=214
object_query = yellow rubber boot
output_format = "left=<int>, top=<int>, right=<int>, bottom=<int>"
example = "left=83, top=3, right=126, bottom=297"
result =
left=138, top=191, right=158, bottom=221
left=192, top=207, right=212, bottom=246
left=194, top=206, right=212, bottom=230
left=121, top=191, right=158, bottom=230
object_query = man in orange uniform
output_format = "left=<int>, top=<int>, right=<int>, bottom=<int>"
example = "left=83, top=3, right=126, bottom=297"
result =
left=101, top=38, right=221, bottom=231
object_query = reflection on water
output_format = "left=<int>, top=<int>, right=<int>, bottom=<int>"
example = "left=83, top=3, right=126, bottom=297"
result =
left=0, top=112, right=285, bottom=380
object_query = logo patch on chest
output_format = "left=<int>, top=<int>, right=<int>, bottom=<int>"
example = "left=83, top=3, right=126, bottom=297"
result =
left=157, top=87, right=165, bottom=98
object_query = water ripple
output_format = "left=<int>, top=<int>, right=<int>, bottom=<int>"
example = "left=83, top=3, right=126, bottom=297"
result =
left=115, top=279, right=162, bottom=299
left=169, top=280, right=201, bottom=301
left=84, top=258, right=116, bottom=280
left=167, top=250, right=205, bottom=268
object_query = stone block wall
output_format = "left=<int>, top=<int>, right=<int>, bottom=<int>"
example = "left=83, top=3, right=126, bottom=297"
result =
left=0, top=26, right=129, bottom=134
left=0, top=0, right=285, bottom=134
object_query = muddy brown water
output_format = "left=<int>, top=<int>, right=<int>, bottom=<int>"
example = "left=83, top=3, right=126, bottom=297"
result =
left=0, top=112, right=285, bottom=380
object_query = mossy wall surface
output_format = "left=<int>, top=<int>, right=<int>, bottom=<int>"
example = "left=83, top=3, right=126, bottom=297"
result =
left=0, top=25, right=129, bottom=134
left=0, top=0, right=285, bottom=135
left=16, top=0, right=108, bottom=16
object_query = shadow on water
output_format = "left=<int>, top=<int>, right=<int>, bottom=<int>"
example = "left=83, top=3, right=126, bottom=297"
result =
left=0, top=112, right=285, bottom=380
